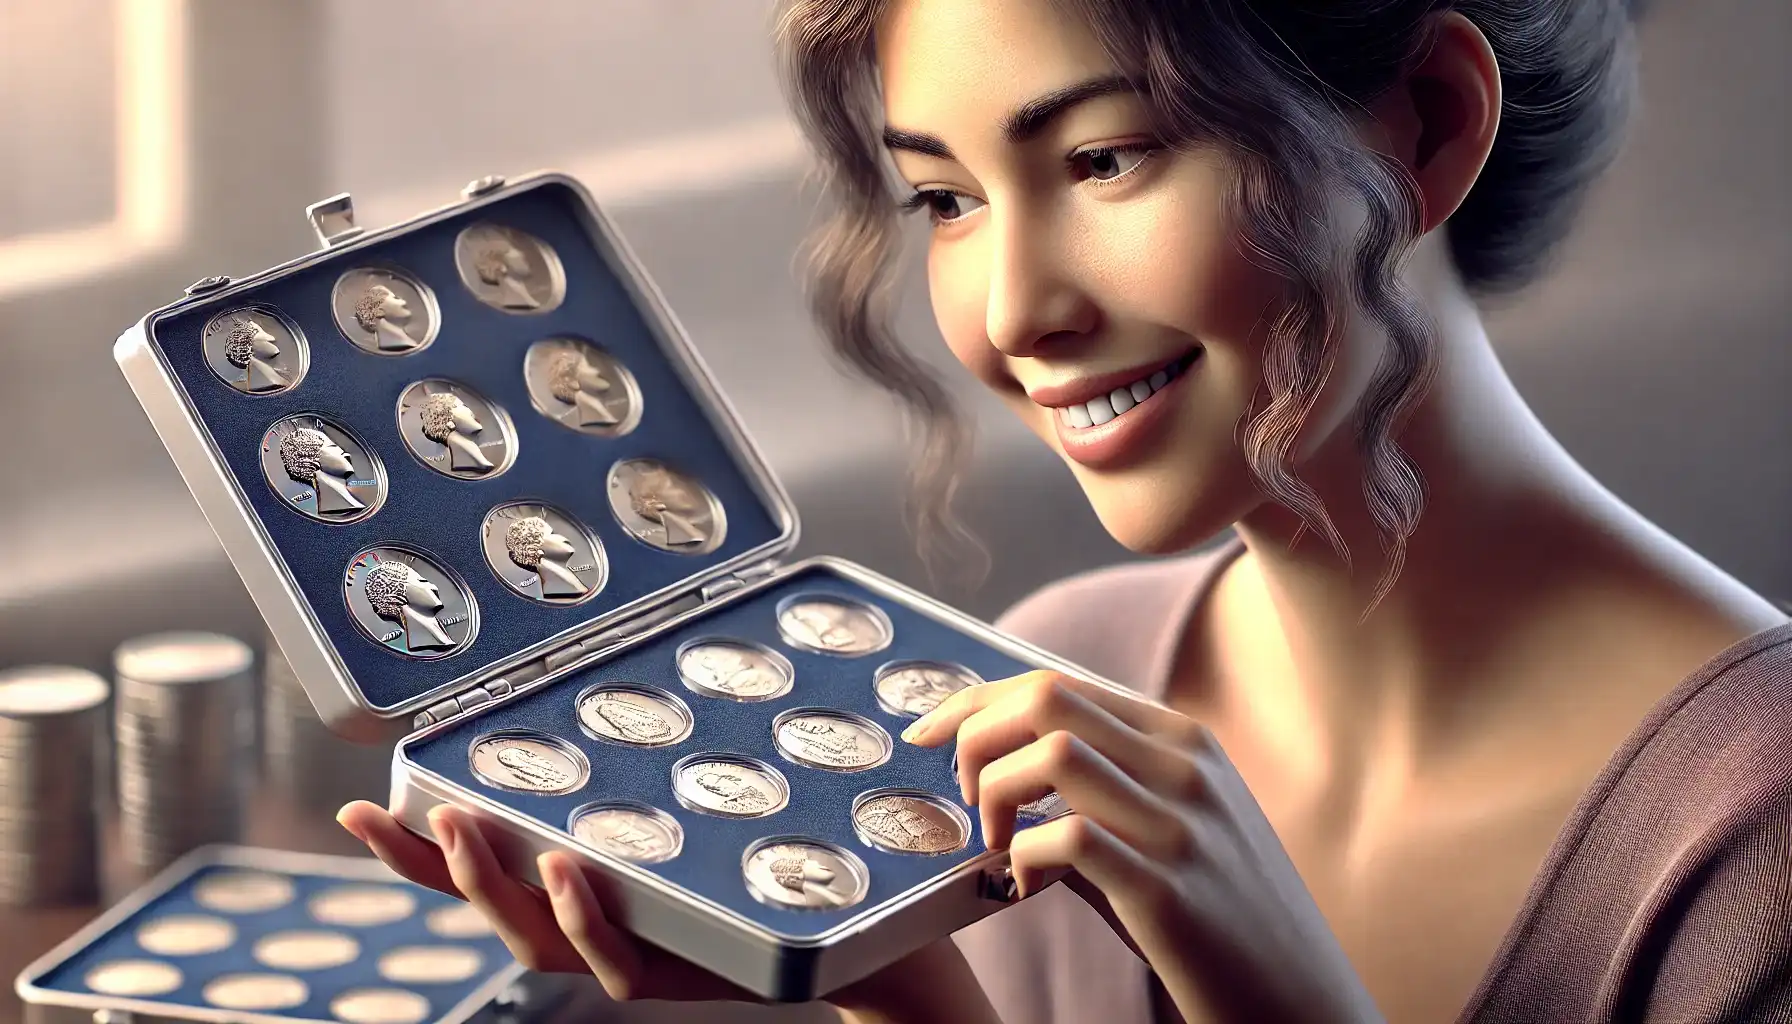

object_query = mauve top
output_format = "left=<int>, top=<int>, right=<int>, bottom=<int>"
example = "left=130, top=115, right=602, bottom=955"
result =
left=951, top=539, right=1792, bottom=1023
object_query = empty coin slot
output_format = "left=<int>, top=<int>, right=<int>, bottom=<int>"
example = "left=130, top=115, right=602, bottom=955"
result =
left=136, top=914, right=236, bottom=956
left=851, top=789, right=973, bottom=856
left=741, top=837, right=870, bottom=912
left=308, top=885, right=418, bottom=927
left=377, top=946, right=484, bottom=985
left=203, top=973, right=309, bottom=1011
left=671, top=753, right=790, bottom=819
left=83, top=960, right=183, bottom=997
left=424, top=902, right=495, bottom=940
left=774, top=595, right=894, bottom=657
left=192, top=871, right=296, bottom=914
left=772, top=708, right=893, bottom=773
left=568, top=801, right=685, bottom=864
left=575, top=683, right=694, bottom=748
left=254, top=930, right=361, bottom=971
left=873, top=660, right=984, bottom=718
left=468, top=730, right=591, bottom=795
left=674, top=638, right=795, bottom=703
left=333, top=987, right=433, bottom=1024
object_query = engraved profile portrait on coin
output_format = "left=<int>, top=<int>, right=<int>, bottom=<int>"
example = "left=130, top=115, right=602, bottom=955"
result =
left=480, top=502, right=606, bottom=605
left=455, top=222, right=566, bottom=314
left=773, top=709, right=892, bottom=772
left=332, top=267, right=439, bottom=356
left=469, top=731, right=588, bottom=795
left=607, top=458, right=726, bottom=554
left=742, top=839, right=869, bottom=911
left=776, top=596, right=894, bottom=656
left=569, top=801, right=684, bottom=864
left=203, top=305, right=308, bottom=395
left=397, top=379, right=517, bottom=479
left=260, top=415, right=385, bottom=524
left=672, top=755, right=788, bottom=818
left=874, top=660, right=983, bottom=717
left=576, top=684, right=693, bottom=747
left=343, top=546, right=477, bottom=659
left=675, top=639, right=793, bottom=702
left=524, top=337, right=643, bottom=437
left=852, top=790, right=971, bottom=855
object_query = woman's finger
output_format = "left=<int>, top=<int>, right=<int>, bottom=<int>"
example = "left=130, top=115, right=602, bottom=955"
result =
left=537, top=853, right=646, bottom=1001
left=336, top=802, right=463, bottom=899
left=429, top=807, right=585, bottom=974
left=1008, top=812, right=1176, bottom=913
left=975, top=731, right=1191, bottom=856
left=906, top=670, right=1188, bottom=750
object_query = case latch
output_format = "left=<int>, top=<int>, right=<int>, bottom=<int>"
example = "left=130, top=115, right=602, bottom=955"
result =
left=462, top=175, right=506, bottom=200
left=184, top=275, right=230, bottom=297
left=978, top=865, right=1019, bottom=903
left=305, top=193, right=365, bottom=248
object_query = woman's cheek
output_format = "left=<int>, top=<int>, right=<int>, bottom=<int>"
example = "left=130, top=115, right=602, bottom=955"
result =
left=927, top=242, right=1005, bottom=386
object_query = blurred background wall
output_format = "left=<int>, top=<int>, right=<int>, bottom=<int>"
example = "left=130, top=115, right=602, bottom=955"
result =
left=0, top=0, right=1785, bottom=1021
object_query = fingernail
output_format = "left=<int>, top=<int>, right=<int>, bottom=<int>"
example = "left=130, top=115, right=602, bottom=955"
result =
left=334, top=811, right=367, bottom=844
left=429, top=811, right=458, bottom=855
left=902, top=714, right=932, bottom=743
left=540, top=858, right=567, bottom=900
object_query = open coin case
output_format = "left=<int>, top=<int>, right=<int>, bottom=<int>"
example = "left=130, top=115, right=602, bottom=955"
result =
left=15, top=846, right=533, bottom=1024
left=114, top=174, right=1105, bottom=1001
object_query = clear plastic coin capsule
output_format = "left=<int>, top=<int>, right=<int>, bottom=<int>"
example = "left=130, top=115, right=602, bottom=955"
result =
left=575, top=682, right=694, bottom=748
left=772, top=708, right=893, bottom=772
left=671, top=753, right=790, bottom=819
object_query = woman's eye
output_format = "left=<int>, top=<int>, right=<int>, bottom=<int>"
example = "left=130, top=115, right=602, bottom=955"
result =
left=904, top=189, right=986, bottom=223
left=1072, top=145, right=1154, bottom=183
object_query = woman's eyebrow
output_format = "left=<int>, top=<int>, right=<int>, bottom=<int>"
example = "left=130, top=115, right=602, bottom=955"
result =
left=881, top=73, right=1136, bottom=160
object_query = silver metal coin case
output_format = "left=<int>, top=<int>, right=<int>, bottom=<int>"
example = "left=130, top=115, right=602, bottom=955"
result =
left=113, top=173, right=1120, bottom=1001
left=12, top=845, right=573, bottom=1024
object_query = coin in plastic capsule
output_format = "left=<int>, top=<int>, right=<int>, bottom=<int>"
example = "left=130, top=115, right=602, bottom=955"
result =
left=605, top=458, right=727, bottom=555
left=191, top=871, right=296, bottom=913
left=482, top=502, right=607, bottom=606
left=331, top=265, right=441, bottom=356
left=378, top=946, right=484, bottom=985
left=343, top=546, right=479, bottom=660
left=575, top=684, right=693, bottom=748
left=425, top=902, right=496, bottom=940
left=253, top=930, right=361, bottom=971
left=469, top=731, right=590, bottom=795
left=309, top=885, right=417, bottom=927
left=396, top=379, right=518, bottom=481
left=852, top=789, right=973, bottom=856
left=455, top=222, right=566, bottom=315
left=523, top=336, right=643, bottom=437
left=772, top=709, right=892, bottom=772
left=202, top=304, right=309, bottom=395
left=671, top=754, right=790, bottom=819
left=568, top=801, right=685, bottom=865
left=873, top=660, right=984, bottom=718
left=741, top=837, right=870, bottom=911
left=83, top=960, right=183, bottom=997
left=775, top=595, right=894, bottom=657
left=260, top=414, right=386, bottom=525
left=333, top=988, right=433, bottom=1024
left=135, top=914, right=236, bottom=956
left=675, top=639, right=794, bottom=702
left=202, top=973, right=309, bottom=1011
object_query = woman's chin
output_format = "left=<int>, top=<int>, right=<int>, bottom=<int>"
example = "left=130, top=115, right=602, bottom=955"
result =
left=1081, top=476, right=1258, bottom=557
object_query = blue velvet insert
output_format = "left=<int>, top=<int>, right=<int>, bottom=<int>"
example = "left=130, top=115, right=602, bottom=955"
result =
left=402, top=563, right=1046, bottom=942
left=145, top=180, right=785, bottom=711
left=34, top=862, right=516, bottom=1022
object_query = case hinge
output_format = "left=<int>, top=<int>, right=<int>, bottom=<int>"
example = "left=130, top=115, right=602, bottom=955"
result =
left=462, top=175, right=507, bottom=199
left=305, top=192, right=365, bottom=247
left=412, top=678, right=513, bottom=730
left=700, top=559, right=782, bottom=601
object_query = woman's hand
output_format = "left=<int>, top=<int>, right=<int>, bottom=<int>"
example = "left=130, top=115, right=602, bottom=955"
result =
left=904, top=670, right=1382, bottom=1024
left=335, top=802, right=999, bottom=1024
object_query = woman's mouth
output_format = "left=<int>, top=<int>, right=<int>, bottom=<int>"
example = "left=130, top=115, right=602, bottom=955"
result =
left=1054, top=349, right=1199, bottom=430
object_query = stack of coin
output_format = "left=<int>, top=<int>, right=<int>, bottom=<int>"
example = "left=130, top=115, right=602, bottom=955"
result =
left=261, top=632, right=389, bottom=814
left=114, top=633, right=256, bottom=880
left=0, top=665, right=111, bottom=906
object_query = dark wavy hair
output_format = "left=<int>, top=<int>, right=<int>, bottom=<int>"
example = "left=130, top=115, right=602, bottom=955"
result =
left=774, top=0, right=1643, bottom=603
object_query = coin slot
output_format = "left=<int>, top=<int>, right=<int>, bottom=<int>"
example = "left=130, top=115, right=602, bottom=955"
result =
left=772, top=708, right=893, bottom=773
left=254, top=930, right=362, bottom=971
left=523, top=336, right=644, bottom=438
left=343, top=545, right=481, bottom=661
left=873, top=660, right=984, bottom=718
left=83, top=960, right=183, bottom=997
left=202, top=973, right=310, bottom=1011
left=851, top=789, right=973, bottom=856
left=674, top=638, right=795, bottom=703
left=481, top=501, right=609, bottom=606
left=774, top=595, right=895, bottom=657
left=670, top=753, right=790, bottom=819
left=333, top=988, right=433, bottom=1024
left=468, top=730, right=591, bottom=795
left=455, top=222, right=567, bottom=315
left=308, top=885, right=418, bottom=927
left=574, top=683, right=694, bottom=748
left=135, top=914, right=237, bottom=956
left=567, top=800, right=686, bottom=865
left=377, top=946, right=484, bottom=985
left=202, top=304, right=310, bottom=396
left=605, top=458, right=728, bottom=556
left=424, top=902, right=495, bottom=939
left=330, top=265, right=442, bottom=357
left=740, top=837, right=870, bottom=912
left=192, top=871, right=296, bottom=914
left=395, top=379, right=519, bottom=482
left=260, top=414, right=387, bottom=525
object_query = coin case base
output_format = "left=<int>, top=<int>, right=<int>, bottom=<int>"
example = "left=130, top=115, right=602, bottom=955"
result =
left=18, top=847, right=521, bottom=1024
left=402, top=562, right=1042, bottom=945
left=139, top=179, right=787, bottom=713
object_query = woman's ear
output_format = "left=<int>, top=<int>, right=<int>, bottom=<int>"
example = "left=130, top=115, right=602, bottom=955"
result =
left=1364, top=12, right=1502, bottom=233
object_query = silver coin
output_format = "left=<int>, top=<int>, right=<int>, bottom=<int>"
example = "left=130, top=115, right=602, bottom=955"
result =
left=741, top=838, right=868, bottom=911
left=202, top=304, right=308, bottom=395
left=0, top=664, right=109, bottom=715
left=136, top=914, right=236, bottom=956
left=84, top=959, right=183, bottom=997
left=331, top=266, right=440, bottom=356
left=259, top=414, right=386, bottom=524
left=203, top=973, right=309, bottom=1011
left=424, top=902, right=494, bottom=940
left=523, top=337, right=643, bottom=437
left=568, top=801, right=684, bottom=864
left=776, top=597, right=893, bottom=656
left=1017, top=791, right=1070, bottom=824
left=455, top=222, right=566, bottom=314
left=671, top=754, right=788, bottom=819
left=481, top=502, right=607, bottom=605
left=575, top=684, right=693, bottom=747
left=605, top=459, right=726, bottom=555
left=396, top=379, right=517, bottom=480
left=874, top=660, right=983, bottom=718
left=333, top=988, right=432, bottom=1024
left=192, top=871, right=296, bottom=913
left=309, top=885, right=418, bottom=927
left=469, top=731, right=589, bottom=795
left=675, top=640, right=793, bottom=702
left=852, top=790, right=971, bottom=855
left=773, top=709, right=892, bottom=772
left=254, top=930, right=361, bottom=971
left=343, top=546, right=478, bottom=659
left=377, top=946, right=483, bottom=985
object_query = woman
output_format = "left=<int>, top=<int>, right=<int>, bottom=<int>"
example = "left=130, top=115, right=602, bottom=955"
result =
left=339, top=0, right=1792, bottom=1020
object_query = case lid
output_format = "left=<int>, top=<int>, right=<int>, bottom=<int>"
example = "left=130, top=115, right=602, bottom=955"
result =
left=118, top=174, right=799, bottom=741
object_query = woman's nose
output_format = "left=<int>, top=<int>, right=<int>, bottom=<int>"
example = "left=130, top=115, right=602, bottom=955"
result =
left=984, top=209, right=1098, bottom=357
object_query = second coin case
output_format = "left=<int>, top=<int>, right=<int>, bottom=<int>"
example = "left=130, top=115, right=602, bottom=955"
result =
left=115, top=173, right=1113, bottom=1000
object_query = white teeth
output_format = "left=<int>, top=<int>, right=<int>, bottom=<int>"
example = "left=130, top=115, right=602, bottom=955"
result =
left=1130, top=380, right=1152, bottom=403
left=1148, top=370, right=1168, bottom=390
left=1087, top=401, right=1116, bottom=426
left=1066, top=404, right=1092, bottom=428
left=1109, top=387, right=1135, bottom=415
left=1056, top=357, right=1189, bottom=430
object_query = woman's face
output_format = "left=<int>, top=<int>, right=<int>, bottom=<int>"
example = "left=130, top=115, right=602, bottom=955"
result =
left=450, top=399, right=483, bottom=433
left=878, top=0, right=1371, bottom=553
left=318, top=441, right=353, bottom=476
